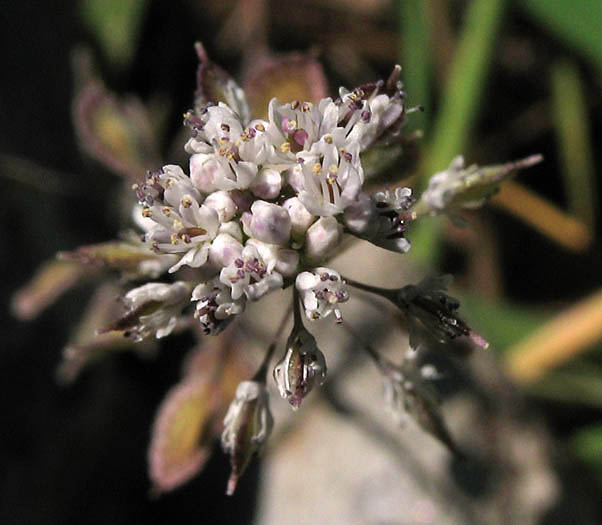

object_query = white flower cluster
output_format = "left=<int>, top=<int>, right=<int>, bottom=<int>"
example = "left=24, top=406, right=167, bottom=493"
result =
left=130, top=81, right=410, bottom=335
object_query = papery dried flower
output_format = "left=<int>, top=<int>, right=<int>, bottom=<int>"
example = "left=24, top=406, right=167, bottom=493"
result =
left=99, top=281, right=191, bottom=341
left=274, top=296, right=327, bottom=409
left=221, top=380, right=273, bottom=495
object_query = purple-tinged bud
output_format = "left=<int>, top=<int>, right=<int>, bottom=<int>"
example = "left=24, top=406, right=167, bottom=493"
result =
left=208, top=233, right=243, bottom=268
left=190, top=153, right=220, bottom=193
left=245, top=201, right=291, bottom=246
left=273, top=329, right=326, bottom=410
left=249, top=168, right=282, bottom=200
left=203, top=190, right=238, bottom=222
left=304, top=216, right=343, bottom=263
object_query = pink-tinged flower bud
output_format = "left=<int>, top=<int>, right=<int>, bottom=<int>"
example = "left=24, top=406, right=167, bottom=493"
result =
left=245, top=201, right=291, bottom=246
left=190, top=153, right=221, bottom=194
left=221, top=380, right=273, bottom=495
left=283, top=197, right=315, bottom=241
left=273, top=328, right=326, bottom=410
left=208, top=233, right=243, bottom=268
left=304, top=216, right=343, bottom=262
left=249, top=168, right=282, bottom=199
left=203, top=190, right=238, bottom=222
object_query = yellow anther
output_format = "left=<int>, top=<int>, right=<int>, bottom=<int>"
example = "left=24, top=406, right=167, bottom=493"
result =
left=181, top=197, right=193, bottom=208
left=280, top=142, right=291, bottom=153
left=255, top=123, right=265, bottom=132
left=312, top=163, right=322, bottom=174
left=324, top=136, right=333, bottom=144
left=172, top=219, right=183, bottom=230
left=161, top=206, right=171, bottom=216
left=142, top=208, right=152, bottom=218
left=165, top=178, right=174, bottom=187
left=328, top=164, right=338, bottom=174
left=170, top=233, right=179, bottom=245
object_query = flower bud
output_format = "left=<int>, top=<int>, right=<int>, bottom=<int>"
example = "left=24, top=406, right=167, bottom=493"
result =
left=273, top=328, right=327, bottom=410
left=244, top=201, right=291, bottom=246
left=221, top=380, right=273, bottom=495
left=208, top=233, right=243, bottom=268
left=203, top=190, right=238, bottom=222
left=283, top=197, right=315, bottom=241
left=249, top=168, right=282, bottom=199
left=190, top=153, right=220, bottom=193
left=304, top=216, right=343, bottom=262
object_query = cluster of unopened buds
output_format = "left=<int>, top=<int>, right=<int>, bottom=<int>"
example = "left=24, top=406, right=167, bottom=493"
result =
left=19, top=46, right=543, bottom=495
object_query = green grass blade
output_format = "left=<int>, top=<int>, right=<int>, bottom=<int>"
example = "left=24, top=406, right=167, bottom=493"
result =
left=551, top=60, right=596, bottom=230
left=399, top=0, right=431, bottom=133
left=520, top=0, right=602, bottom=73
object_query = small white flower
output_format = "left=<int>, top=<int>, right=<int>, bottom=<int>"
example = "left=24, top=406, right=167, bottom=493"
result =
left=219, top=244, right=283, bottom=301
left=246, top=238, right=299, bottom=277
left=264, top=98, right=339, bottom=163
left=295, top=267, right=349, bottom=322
left=297, top=136, right=363, bottom=217
left=192, top=279, right=246, bottom=335
left=344, top=187, right=414, bottom=253
left=144, top=197, right=220, bottom=274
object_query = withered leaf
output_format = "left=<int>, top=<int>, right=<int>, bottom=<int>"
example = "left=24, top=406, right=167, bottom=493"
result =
left=11, top=259, right=95, bottom=321
left=243, top=52, right=329, bottom=119
left=148, top=377, right=218, bottom=493
left=73, top=78, right=160, bottom=182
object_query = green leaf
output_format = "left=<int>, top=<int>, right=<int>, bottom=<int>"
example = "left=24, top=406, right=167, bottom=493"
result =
left=520, top=0, right=602, bottom=73
left=81, top=0, right=147, bottom=68
left=571, top=424, right=602, bottom=485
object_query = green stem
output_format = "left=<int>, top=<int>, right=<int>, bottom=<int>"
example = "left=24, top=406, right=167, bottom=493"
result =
left=343, top=276, right=398, bottom=303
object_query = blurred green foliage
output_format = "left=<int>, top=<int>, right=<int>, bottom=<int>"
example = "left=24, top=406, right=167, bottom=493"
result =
left=81, top=0, right=147, bottom=68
